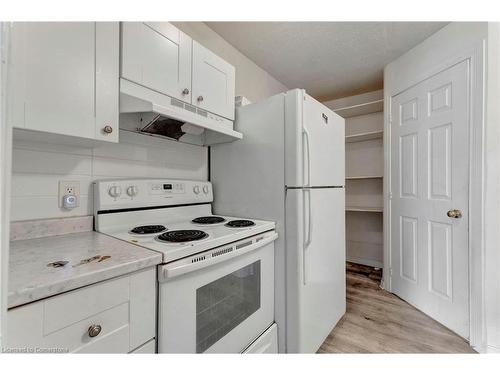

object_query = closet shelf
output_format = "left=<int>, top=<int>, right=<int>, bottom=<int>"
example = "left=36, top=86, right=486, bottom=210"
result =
left=346, top=175, right=383, bottom=180
left=345, top=130, right=383, bottom=143
left=346, top=206, right=383, bottom=213
left=333, top=99, right=384, bottom=118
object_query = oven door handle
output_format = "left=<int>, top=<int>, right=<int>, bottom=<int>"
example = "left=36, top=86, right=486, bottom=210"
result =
left=159, top=231, right=278, bottom=280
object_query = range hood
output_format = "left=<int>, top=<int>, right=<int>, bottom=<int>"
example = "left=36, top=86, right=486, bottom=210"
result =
left=119, top=79, right=242, bottom=146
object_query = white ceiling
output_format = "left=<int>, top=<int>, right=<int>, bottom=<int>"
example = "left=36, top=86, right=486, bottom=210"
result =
left=206, top=22, right=448, bottom=100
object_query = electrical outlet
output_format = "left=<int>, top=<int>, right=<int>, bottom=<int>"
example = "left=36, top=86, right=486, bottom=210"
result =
left=58, top=180, right=81, bottom=208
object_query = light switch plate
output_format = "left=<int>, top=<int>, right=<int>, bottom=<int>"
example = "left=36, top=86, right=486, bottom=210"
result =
left=58, top=180, right=80, bottom=208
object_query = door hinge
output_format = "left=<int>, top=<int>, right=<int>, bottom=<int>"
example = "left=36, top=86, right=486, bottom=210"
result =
left=389, top=191, right=393, bottom=199
left=389, top=267, right=393, bottom=277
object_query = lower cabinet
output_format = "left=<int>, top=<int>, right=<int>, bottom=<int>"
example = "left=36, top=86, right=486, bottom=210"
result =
left=6, top=267, right=156, bottom=353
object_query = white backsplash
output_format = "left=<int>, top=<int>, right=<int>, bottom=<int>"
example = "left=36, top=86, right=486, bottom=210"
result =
left=11, top=130, right=208, bottom=221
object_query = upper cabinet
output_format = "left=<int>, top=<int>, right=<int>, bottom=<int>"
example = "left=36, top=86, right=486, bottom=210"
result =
left=121, top=22, right=192, bottom=103
left=121, top=22, right=236, bottom=121
left=9, top=22, right=119, bottom=143
left=192, top=41, right=235, bottom=120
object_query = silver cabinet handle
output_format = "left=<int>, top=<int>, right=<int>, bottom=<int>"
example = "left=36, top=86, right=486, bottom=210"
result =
left=182, top=88, right=190, bottom=95
left=88, top=324, right=102, bottom=338
left=197, top=95, right=204, bottom=102
left=103, top=125, right=113, bottom=134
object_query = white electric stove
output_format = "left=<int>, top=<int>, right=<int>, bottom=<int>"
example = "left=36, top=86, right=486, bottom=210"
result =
left=93, top=179, right=278, bottom=354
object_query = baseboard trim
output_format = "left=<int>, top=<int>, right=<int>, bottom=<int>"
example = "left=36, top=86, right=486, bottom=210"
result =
left=346, top=256, right=383, bottom=269
left=486, top=345, right=500, bottom=353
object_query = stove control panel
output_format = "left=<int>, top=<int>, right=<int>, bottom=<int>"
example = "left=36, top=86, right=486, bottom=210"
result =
left=149, top=182, right=185, bottom=195
left=94, top=179, right=213, bottom=212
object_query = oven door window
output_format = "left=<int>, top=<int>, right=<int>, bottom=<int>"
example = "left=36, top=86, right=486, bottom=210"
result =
left=196, top=260, right=261, bottom=353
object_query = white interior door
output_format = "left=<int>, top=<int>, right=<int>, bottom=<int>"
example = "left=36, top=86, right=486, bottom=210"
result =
left=390, top=60, right=470, bottom=338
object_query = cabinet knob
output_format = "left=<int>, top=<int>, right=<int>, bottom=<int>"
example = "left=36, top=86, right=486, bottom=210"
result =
left=88, top=324, right=102, bottom=338
left=197, top=95, right=204, bottom=102
left=182, top=88, right=190, bottom=95
left=103, top=125, right=113, bottom=134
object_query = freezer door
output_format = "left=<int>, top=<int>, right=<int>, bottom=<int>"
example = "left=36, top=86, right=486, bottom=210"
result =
left=285, top=187, right=346, bottom=353
left=285, top=89, right=345, bottom=187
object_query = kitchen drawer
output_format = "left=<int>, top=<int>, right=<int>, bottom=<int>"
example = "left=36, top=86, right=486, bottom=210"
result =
left=6, top=267, right=156, bottom=353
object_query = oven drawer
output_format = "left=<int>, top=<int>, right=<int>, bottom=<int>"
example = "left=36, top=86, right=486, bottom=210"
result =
left=242, top=323, right=278, bottom=353
left=130, top=339, right=156, bottom=353
left=6, top=267, right=156, bottom=353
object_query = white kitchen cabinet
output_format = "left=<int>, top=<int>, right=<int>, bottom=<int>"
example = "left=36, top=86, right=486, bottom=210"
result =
left=120, top=22, right=235, bottom=121
left=191, top=41, right=235, bottom=120
left=121, top=22, right=192, bottom=102
left=5, top=267, right=156, bottom=353
left=9, top=22, right=119, bottom=143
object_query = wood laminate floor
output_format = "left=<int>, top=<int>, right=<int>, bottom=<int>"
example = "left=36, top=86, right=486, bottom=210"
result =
left=318, top=263, right=475, bottom=353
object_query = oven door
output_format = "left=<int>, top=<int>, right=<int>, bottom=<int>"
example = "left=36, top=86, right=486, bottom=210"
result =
left=157, top=232, right=276, bottom=353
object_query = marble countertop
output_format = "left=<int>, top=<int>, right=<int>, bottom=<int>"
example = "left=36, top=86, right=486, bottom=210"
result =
left=8, top=231, right=163, bottom=309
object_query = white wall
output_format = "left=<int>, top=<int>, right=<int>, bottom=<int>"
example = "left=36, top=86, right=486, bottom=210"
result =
left=173, top=22, right=288, bottom=103
left=485, top=22, right=500, bottom=353
left=0, top=21, right=13, bottom=348
left=10, top=130, right=208, bottom=221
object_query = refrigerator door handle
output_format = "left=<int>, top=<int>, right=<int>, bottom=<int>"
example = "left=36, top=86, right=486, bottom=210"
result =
left=305, top=189, right=312, bottom=248
left=302, top=188, right=313, bottom=285
left=302, top=127, right=312, bottom=187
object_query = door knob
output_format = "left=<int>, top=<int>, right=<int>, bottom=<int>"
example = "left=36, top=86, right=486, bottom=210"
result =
left=447, top=209, right=462, bottom=218
left=197, top=95, right=204, bottom=102
left=103, top=125, right=113, bottom=134
left=182, top=88, right=190, bottom=95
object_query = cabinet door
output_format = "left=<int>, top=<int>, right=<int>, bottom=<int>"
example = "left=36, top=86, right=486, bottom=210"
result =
left=9, top=22, right=119, bottom=142
left=192, top=41, right=235, bottom=120
left=121, top=22, right=192, bottom=102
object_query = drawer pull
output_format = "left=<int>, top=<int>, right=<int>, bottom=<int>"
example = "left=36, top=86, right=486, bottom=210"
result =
left=88, top=324, right=102, bottom=338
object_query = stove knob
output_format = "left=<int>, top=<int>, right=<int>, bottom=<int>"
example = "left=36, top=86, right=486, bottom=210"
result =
left=126, top=185, right=139, bottom=197
left=193, top=185, right=200, bottom=194
left=108, top=185, right=122, bottom=198
left=203, top=185, right=209, bottom=194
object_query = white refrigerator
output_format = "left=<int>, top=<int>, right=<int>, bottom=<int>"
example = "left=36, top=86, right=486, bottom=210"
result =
left=211, top=89, right=346, bottom=353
